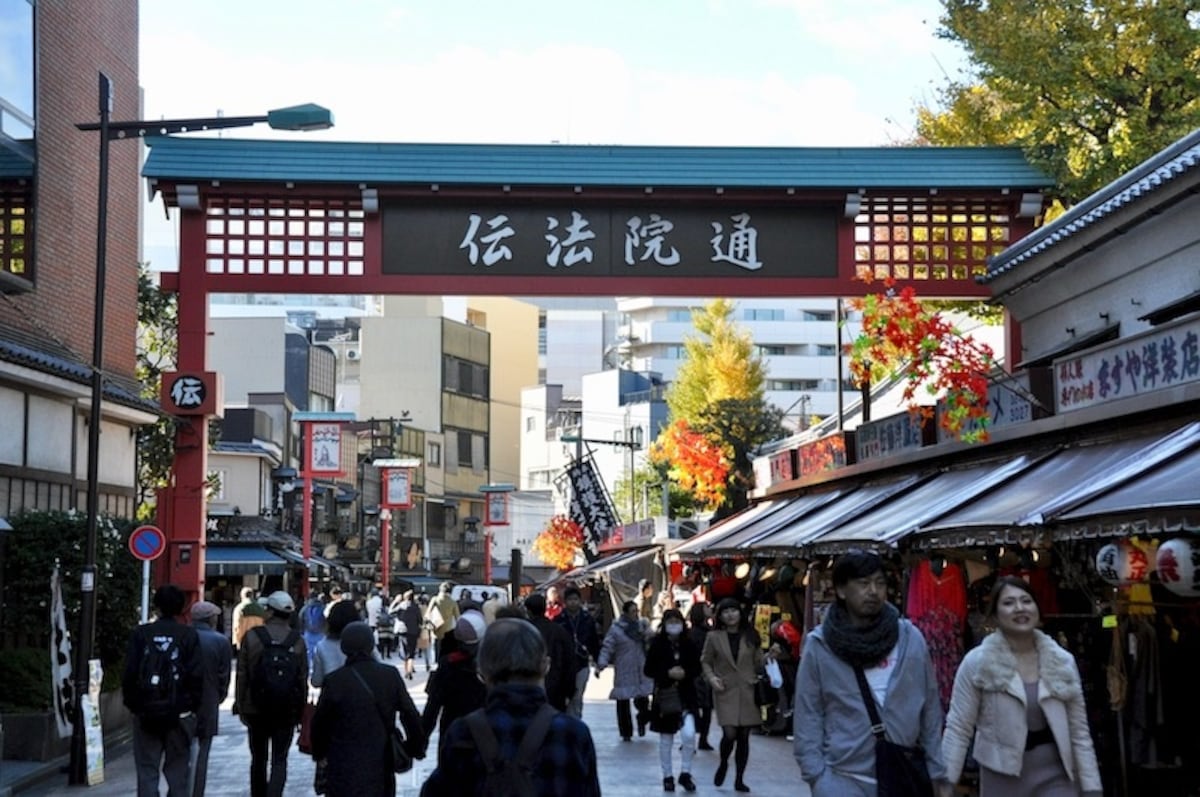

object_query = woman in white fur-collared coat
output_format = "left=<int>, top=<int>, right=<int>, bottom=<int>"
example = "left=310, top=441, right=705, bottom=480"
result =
left=943, top=576, right=1102, bottom=797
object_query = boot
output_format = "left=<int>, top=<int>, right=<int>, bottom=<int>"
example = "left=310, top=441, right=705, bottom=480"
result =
left=662, top=776, right=675, bottom=792
left=677, top=772, right=696, bottom=792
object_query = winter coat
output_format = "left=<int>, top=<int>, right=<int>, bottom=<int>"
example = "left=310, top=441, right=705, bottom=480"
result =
left=531, top=614, right=576, bottom=711
left=122, top=616, right=204, bottom=720
left=555, top=609, right=601, bottom=672
left=427, top=593, right=459, bottom=640
left=312, top=656, right=425, bottom=797
left=700, top=628, right=765, bottom=728
left=644, top=632, right=702, bottom=733
left=234, top=615, right=307, bottom=721
left=192, top=620, right=232, bottom=738
left=422, top=640, right=487, bottom=743
left=793, top=617, right=947, bottom=786
left=597, top=618, right=654, bottom=700
left=942, top=629, right=1102, bottom=793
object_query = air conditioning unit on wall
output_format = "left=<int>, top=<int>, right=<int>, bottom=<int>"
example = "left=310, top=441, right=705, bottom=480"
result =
left=345, top=349, right=361, bottom=361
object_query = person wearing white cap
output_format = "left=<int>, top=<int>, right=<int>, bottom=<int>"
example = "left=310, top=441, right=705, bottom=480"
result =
left=235, top=590, right=307, bottom=797
left=189, top=600, right=232, bottom=797
left=421, top=610, right=488, bottom=748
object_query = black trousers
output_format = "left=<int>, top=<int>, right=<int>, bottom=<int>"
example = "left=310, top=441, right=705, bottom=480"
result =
left=616, top=695, right=651, bottom=740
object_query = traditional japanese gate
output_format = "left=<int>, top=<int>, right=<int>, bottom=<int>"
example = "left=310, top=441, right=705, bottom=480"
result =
left=144, top=136, right=1047, bottom=599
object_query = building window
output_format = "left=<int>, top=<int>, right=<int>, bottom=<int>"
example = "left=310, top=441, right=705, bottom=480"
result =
left=757, top=345, right=786, bottom=356
left=665, top=345, right=687, bottom=359
left=817, top=344, right=837, bottom=356
left=456, top=430, right=473, bottom=467
left=427, top=442, right=441, bottom=467
left=802, top=310, right=835, bottom=322
left=666, top=309, right=693, bottom=322
left=526, top=416, right=536, bottom=432
left=538, top=312, right=547, bottom=355
left=744, top=308, right=785, bottom=321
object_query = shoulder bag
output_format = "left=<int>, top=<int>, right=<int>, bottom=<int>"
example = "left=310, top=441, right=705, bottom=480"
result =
left=350, top=667, right=413, bottom=774
left=852, top=665, right=933, bottom=797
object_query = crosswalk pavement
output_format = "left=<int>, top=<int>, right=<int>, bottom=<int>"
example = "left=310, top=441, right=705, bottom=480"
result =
left=18, top=658, right=809, bottom=796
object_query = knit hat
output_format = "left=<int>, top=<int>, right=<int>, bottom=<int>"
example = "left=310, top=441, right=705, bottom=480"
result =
left=455, top=610, right=487, bottom=645
left=266, top=590, right=295, bottom=613
left=190, top=600, right=221, bottom=621
left=340, top=621, right=375, bottom=656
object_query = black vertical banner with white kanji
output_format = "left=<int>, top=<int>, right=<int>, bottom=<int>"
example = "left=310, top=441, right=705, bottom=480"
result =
left=556, top=456, right=619, bottom=564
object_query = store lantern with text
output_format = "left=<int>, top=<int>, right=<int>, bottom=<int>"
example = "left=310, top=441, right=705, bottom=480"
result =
left=1155, top=538, right=1200, bottom=597
left=1094, top=541, right=1154, bottom=586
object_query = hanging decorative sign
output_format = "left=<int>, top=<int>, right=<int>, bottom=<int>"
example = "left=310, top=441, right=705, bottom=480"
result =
left=1155, top=538, right=1200, bottom=597
left=1094, top=541, right=1153, bottom=585
left=484, top=491, right=509, bottom=526
left=381, top=468, right=413, bottom=509
left=309, top=423, right=343, bottom=474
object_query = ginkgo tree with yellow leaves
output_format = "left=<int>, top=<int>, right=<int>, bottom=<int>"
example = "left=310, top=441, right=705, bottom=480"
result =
left=649, top=299, right=786, bottom=519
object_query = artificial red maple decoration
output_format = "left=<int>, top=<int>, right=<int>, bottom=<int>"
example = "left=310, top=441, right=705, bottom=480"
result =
left=648, top=419, right=732, bottom=509
left=848, top=280, right=995, bottom=442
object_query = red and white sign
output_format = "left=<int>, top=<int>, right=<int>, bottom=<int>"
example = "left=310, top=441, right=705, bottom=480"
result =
left=309, top=423, right=343, bottom=474
left=382, top=468, right=413, bottom=509
left=485, top=491, right=509, bottom=526
left=160, top=371, right=223, bottom=417
left=128, top=525, right=167, bottom=561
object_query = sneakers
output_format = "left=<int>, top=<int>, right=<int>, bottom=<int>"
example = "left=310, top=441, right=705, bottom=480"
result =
left=677, top=773, right=696, bottom=792
left=663, top=776, right=675, bottom=792
left=697, top=740, right=714, bottom=751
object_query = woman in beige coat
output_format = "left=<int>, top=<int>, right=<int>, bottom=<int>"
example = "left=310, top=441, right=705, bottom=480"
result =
left=700, top=597, right=777, bottom=793
left=943, top=576, right=1102, bottom=797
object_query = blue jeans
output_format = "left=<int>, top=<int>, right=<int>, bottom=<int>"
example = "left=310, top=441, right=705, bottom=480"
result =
left=132, top=713, right=196, bottom=797
left=568, top=666, right=590, bottom=719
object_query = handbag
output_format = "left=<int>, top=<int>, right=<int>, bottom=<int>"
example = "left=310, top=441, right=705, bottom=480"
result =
left=764, top=657, right=784, bottom=689
left=655, top=684, right=683, bottom=716
left=852, top=666, right=934, bottom=797
left=297, top=701, right=316, bottom=755
left=351, top=668, right=414, bottom=774
left=753, top=675, right=776, bottom=707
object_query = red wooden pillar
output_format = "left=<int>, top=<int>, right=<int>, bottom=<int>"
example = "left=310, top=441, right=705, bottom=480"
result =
left=161, top=210, right=211, bottom=603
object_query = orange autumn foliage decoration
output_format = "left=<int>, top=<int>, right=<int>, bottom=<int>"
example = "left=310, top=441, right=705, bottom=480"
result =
left=848, top=281, right=995, bottom=443
left=532, top=515, right=585, bottom=571
left=648, top=419, right=732, bottom=510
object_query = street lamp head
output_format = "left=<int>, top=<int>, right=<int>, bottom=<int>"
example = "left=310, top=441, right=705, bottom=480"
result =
left=266, top=103, right=334, bottom=132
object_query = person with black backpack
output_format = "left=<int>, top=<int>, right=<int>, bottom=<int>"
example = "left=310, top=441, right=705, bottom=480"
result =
left=420, top=617, right=601, bottom=797
left=122, top=584, right=203, bottom=797
left=234, top=590, right=307, bottom=797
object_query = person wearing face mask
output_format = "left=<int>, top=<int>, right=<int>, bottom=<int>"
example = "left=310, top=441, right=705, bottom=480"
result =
left=645, top=609, right=702, bottom=792
left=596, top=600, right=655, bottom=741
left=942, top=576, right=1102, bottom=797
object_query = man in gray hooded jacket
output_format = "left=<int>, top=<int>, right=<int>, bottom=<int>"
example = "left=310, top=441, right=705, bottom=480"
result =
left=794, top=551, right=953, bottom=797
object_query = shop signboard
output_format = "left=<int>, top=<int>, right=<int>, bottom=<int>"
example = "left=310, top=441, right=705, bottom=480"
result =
left=600, top=518, right=656, bottom=551
left=856, top=410, right=934, bottom=462
left=1055, top=315, right=1200, bottom=413
left=936, top=368, right=1053, bottom=443
left=798, top=431, right=853, bottom=477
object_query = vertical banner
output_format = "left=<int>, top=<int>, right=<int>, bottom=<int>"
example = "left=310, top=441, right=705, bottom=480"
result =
left=309, top=423, right=343, bottom=473
left=83, top=659, right=105, bottom=784
left=382, top=468, right=413, bottom=509
left=484, top=492, right=509, bottom=526
left=558, top=458, right=620, bottom=562
left=50, top=564, right=74, bottom=739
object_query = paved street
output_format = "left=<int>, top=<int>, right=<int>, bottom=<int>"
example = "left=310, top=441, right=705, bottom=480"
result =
left=17, top=659, right=809, bottom=797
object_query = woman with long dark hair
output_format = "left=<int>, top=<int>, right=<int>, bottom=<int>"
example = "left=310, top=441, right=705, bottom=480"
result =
left=943, top=576, right=1102, bottom=796
left=645, top=608, right=702, bottom=792
left=700, top=597, right=776, bottom=793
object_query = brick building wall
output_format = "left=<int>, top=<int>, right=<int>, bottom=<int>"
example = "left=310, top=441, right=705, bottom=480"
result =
left=0, top=0, right=140, bottom=377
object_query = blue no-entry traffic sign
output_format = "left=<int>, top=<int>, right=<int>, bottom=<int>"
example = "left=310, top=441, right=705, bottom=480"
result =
left=129, top=525, right=167, bottom=561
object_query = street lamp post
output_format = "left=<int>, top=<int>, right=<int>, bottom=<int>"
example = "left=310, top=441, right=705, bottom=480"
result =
left=70, top=71, right=331, bottom=784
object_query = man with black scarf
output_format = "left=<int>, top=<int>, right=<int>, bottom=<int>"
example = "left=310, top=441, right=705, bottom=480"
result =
left=794, top=551, right=954, bottom=797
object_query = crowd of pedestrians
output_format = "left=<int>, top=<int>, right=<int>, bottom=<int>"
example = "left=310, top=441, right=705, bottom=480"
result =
left=119, top=552, right=1102, bottom=796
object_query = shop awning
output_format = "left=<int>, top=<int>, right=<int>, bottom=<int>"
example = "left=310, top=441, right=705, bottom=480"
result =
left=1056, top=441, right=1200, bottom=534
left=919, top=422, right=1200, bottom=538
left=272, top=548, right=312, bottom=567
left=748, top=472, right=932, bottom=554
left=205, top=545, right=288, bottom=576
left=701, top=488, right=849, bottom=554
left=809, top=453, right=1045, bottom=551
left=671, top=498, right=791, bottom=557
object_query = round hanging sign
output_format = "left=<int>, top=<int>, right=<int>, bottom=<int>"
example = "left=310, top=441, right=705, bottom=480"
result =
left=1155, top=538, right=1200, bottom=597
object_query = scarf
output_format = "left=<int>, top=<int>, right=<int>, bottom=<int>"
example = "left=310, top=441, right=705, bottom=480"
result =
left=618, top=617, right=646, bottom=647
left=822, top=601, right=900, bottom=670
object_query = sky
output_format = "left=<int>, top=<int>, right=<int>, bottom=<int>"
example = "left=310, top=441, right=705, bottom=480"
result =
left=137, top=0, right=971, bottom=270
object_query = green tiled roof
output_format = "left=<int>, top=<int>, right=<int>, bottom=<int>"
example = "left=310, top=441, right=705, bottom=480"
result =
left=143, top=137, right=1049, bottom=191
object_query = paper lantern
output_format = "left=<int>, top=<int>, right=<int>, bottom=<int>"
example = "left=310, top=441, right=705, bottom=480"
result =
left=1155, top=538, right=1200, bottom=597
left=1094, top=541, right=1153, bottom=585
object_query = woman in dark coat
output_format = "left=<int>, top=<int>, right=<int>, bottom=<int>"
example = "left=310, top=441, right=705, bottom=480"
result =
left=687, top=601, right=715, bottom=750
left=645, top=608, right=702, bottom=793
left=311, top=622, right=425, bottom=797
left=420, top=614, right=488, bottom=748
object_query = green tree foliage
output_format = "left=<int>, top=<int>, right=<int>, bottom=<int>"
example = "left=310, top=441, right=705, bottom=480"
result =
left=0, top=511, right=142, bottom=708
left=611, top=462, right=696, bottom=524
left=657, top=300, right=786, bottom=517
left=136, top=265, right=177, bottom=519
left=920, top=0, right=1200, bottom=204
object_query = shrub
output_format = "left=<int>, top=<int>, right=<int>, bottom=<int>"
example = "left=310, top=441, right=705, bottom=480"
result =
left=0, top=510, right=142, bottom=710
left=0, top=647, right=51, bottom=712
